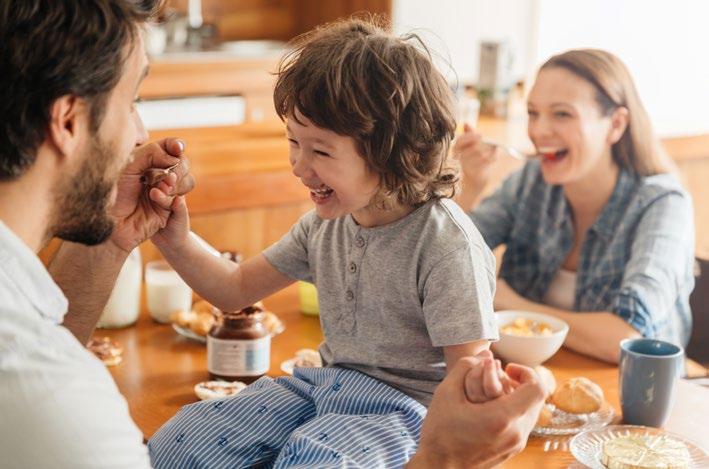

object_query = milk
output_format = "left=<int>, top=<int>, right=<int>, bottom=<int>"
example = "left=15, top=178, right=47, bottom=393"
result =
left=97, top=248, right=142, bottom=328
left=145, top=260, right=192, bottom=323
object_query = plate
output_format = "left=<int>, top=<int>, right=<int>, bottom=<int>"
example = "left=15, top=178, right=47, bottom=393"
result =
left=570, top=425, right=709, bottom=469
left=532, top=401, right=615, bottom=436
left=172, top=320, right=285, bottom=344
left=172, top=323, right=207, bottom=343
left=280, top=358, right=297, bottom=375
left=279, top=357, right=322, bottom=375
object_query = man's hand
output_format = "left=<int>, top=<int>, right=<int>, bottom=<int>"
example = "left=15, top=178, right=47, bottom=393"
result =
left=110, top=138, right=194, bottom=252
left=408, top=356, right=545, bottom=469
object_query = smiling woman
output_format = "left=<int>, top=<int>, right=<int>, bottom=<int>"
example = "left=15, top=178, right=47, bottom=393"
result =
left=454, top=49, right=695, bottom=364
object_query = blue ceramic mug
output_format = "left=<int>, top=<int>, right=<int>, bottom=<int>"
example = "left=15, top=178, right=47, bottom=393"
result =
left=619, top=338, right=684, bottom=427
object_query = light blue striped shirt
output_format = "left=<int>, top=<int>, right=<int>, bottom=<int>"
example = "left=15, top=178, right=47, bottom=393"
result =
left=470, top=161, right=694, bottom=346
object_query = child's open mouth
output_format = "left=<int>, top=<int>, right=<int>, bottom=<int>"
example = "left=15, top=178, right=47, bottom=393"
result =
left=537, top=147, right=569, bottom=162
left=310, top=185, right=334, bottom=203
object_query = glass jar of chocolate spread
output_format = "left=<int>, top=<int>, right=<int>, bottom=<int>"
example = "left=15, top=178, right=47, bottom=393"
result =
left=207, top=306, right=271, bottom=383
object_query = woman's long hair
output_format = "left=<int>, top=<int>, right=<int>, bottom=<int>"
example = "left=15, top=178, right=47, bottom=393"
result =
left=541, top=49, right=673, bottom=176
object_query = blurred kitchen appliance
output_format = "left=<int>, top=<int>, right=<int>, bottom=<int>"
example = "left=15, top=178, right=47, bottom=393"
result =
left=478, top=40, right=514, bottom=117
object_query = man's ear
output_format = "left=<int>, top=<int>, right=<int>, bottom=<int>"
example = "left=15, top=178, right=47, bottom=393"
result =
left=607, top=106, right=629, bottom=145
left=47, top=95, right=89, bottom=160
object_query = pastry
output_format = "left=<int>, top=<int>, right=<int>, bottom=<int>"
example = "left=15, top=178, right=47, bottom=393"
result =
left=536, top=404, right=554, bottom=427
left=194, top=380, right=247, bottom=400
left=86, top=337, right=123, bottom=367
left=261, top=311, right=284, bottom=336
left=192, top=299, right=215, bottom=316
left=601, top=434, right=691, bottom=469
left=169, top=310, right=192, bottom=328
left=294, top=348, right=322, bottom=368
left=552, top=377, right=604, bottom=414
left=190, top=312, right=215, bottom=336
left=534, top=365, right=557, bottom=399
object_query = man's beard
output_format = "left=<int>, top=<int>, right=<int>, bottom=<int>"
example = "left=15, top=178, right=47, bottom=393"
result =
left=51, top=137, right=118, bottom=246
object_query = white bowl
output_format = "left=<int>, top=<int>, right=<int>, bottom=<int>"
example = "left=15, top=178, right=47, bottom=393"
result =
left=491, top=310, right=569, bottom=366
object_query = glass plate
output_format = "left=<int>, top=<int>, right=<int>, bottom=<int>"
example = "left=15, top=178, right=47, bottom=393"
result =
left=280, top=358, right=297, bottom=375
left=570, top=424, right=709, bottom=469
left=172, top=323, right=207, bottom=343
left=172, top=321, right=285, bottom=344
left=532, top=401, right=615, bottom=436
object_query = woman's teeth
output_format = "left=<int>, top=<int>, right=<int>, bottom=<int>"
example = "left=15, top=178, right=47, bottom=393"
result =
left=537, top=147, right=568, bottom=161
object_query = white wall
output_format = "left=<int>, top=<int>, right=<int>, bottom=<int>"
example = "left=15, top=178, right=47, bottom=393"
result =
left=536, top=0, right=709, bottom=136
left=392, top=0, right=709, bottom=137
left=391, top=0, right=537, bottom=86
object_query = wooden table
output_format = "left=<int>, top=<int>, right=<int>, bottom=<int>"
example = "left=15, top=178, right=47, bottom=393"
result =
left=96, top=284, right=709, bottom=467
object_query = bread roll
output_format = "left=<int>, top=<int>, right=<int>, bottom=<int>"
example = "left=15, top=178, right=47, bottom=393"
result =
left=551, top=377, right=603, bottom=414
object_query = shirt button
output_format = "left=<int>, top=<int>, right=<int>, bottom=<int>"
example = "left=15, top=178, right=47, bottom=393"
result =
left=355, top=236, right=365, bottom=248
left=348, top=262, right=357, bottom=273
left=345, top=290, right=354, bottom=301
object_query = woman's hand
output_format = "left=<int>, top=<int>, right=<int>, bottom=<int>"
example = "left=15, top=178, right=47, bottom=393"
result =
left=452, top=124, right=501, bottom=211
left=453, top=124, right=500, bottom=186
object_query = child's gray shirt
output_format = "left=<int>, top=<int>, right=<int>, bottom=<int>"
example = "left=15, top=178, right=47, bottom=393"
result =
left=263, top=198, right=498, bottom=405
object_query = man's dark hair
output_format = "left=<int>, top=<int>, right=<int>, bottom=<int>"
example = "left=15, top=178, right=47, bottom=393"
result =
left=0, top=0, right=159, bottom=180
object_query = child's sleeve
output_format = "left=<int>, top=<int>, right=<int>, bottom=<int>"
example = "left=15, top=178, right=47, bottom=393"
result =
left=421, top=241, right=499, bottom=347
left=262, top=210, right=316, bottom=283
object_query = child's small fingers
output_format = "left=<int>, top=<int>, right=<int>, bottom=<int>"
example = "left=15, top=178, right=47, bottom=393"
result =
left=482, top=359, right=504, bottom=399
left=464, top=362, right=487, bottom=404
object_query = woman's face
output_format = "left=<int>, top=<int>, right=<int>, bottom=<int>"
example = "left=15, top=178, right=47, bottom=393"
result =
left=527, top=67, right=619, bottom=186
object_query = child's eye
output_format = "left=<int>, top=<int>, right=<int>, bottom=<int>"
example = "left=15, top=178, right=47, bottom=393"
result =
left=554, top=111, right=572, bottom=118
left=314, top=150, right=331, bottom=157
left=287, top=138, right=299, bottom=146
left=527, top=110, right=538, bottom=118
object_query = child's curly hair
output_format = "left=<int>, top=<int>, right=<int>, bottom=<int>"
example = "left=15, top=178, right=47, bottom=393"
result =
left=273, top=16, right=458, bottom=208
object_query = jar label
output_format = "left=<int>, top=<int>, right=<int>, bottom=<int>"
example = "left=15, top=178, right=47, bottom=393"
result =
left=208, top=335, right=271, bottom=376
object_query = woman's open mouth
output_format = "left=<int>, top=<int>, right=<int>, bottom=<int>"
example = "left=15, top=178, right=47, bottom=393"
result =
left=537, top=147, right=569, bottom=162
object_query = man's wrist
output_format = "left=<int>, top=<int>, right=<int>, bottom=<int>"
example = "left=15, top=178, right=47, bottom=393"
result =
left=407, top=444, right=463, bottom=469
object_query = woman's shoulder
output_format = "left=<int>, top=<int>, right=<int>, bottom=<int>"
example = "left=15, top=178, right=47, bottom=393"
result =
left=632, top=172, right=691, bottom=206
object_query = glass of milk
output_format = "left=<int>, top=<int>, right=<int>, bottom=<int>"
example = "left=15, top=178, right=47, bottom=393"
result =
left=145, top=260, right=192, bottom=323
left=97, top=248, right=142, bottom=328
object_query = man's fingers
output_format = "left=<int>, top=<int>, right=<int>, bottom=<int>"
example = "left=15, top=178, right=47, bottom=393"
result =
left=505, top=363, right=538, bottom=384
left=500, top=379, right=546, bottom=418
left=162, top=137, right=185, bottom=157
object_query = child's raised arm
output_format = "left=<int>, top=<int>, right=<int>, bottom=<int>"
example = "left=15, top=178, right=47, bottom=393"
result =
left=152, top=196, right=294, bottom=311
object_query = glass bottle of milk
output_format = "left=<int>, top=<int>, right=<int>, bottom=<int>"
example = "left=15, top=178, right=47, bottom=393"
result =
left=97, top=248, right=142, bottom=328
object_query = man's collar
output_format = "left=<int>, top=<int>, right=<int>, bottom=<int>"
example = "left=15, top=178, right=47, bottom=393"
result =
left=0, top=220, right=68, bottom=324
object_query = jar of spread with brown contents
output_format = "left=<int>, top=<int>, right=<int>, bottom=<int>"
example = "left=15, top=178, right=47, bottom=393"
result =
left=207, top=306, right=271, bottom=383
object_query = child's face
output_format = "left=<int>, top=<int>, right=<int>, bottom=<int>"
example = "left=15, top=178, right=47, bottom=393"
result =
left=287, top=110, right=381, bottom=224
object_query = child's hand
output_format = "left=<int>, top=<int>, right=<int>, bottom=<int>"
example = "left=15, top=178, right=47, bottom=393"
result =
left=464, top=350, right=520, bottom=403
left=151, top=193, right=191, bottom=252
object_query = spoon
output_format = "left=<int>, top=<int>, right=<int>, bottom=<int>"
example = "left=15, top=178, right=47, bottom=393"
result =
left=140, top=161, right=181, bottom=186
left=480, top=140, right=565, bottom=161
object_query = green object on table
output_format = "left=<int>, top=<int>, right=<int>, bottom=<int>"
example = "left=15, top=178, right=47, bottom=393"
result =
left=298, top=281, right=319, bottom=316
